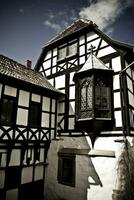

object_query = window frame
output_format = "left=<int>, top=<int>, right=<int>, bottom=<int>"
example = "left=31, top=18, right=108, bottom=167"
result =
left=0, top=95, right=17, bottom=125
left=77, top=72, right=113, bottom=120
left=28, top=101, right=42, bottom=127
left=57, top=153, right=75, bottom=187
left=57, top=41, right=78, bottom=61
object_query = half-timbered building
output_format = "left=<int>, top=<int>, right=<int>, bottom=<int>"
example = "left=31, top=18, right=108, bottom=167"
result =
left=35, top=19, right=134, bottom=200
left=0, top=55, right=62, bottom=200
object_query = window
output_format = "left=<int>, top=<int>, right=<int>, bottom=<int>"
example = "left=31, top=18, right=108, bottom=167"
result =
left=58, top=47, right=67, bottom=60
left=28, top=101, right=41, bottom=127
left=68, top=43, right=77, bottom=56
left=94, top=75, right=111, bottom=118
left=79, top=77, right=93, bottom=119
left=58, top=42, right=77, bottom=60
left=5, top=166, right=21, bottom=189
left=0, top=96, right=17, bottom=124
left=58, top=154, right=75, bottom=187
left=78, top=75, right=112, bottom=119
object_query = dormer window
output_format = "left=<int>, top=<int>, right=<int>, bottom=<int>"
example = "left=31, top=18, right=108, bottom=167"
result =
left=73, top=48, right=114, bottom=137
left=58, top=42, right=77, bottom=61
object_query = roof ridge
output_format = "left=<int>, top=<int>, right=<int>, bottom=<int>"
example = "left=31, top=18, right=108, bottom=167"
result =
left=45, top=18, right=95, bottom=47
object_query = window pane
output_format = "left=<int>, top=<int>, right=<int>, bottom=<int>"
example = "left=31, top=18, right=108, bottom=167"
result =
left=68, top=43, right=77, bottom=56
left=62, top=158, right=74, bottom=183
left=58, top=155, right=75, bottom=187
left=29, top=102, right=41, bottom=126
left=58, top=47, right=67, bottom=60
left=80, top=77, right=93, bottom=119
left=95, top=86, right=111, bottom=118
left=1, top=98, right=15, bottom=124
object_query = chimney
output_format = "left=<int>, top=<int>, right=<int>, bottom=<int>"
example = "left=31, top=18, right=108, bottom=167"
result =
left=25, top=60, right=32, bottom=69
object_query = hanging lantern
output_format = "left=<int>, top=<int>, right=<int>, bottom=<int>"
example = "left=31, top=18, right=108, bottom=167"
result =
left=73, top=47, right=115, bottom=140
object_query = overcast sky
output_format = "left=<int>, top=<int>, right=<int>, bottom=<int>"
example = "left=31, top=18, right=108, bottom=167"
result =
left=0, top=0, right=134, bottom=67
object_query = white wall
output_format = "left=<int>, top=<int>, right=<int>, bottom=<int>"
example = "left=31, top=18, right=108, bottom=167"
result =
left=45, top=137, right=90, bottom=200
left=45, top=136, right=129, bottom=200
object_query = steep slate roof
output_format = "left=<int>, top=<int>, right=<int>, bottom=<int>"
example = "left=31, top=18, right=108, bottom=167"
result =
left=78, top=52, right=111, bottom=73
left=45, top=19, right=96, bottom=46
left=0, top=54, right=60, bottom=93
left=35, top=18, right=134, bottom=70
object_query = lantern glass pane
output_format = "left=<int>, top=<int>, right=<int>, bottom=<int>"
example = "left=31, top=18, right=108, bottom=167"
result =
left=79, top=77, right=93, bottom=119
left=95, top=75, right=111, bottom=118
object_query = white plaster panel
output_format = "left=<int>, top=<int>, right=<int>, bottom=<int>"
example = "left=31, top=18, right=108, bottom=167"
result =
left=126, top=67, right=131, bottom=77
left=79, top=35, right=85, bottom=45
left=48, top=78, right=54, bottom=86
left=40, top=148, right=44, bottom=162
left=87, top=31, right=98, bottom=42
left=58, top=116, right=64, bottom=129
left=4, top=85, right=17, bottom=97
left=44, top=50, right=52, bottom=60
left=70, top=101, right=75, bottom=112
left=68, top=59, right=78, bottom=66
left=0, top=83, right=2, bottom=98
left=98, top=46, right=116, bottom=58
left=112, top=57, right=121, bottom=72
left=69, top=103, right=75, bottom=115
left=79, top=45, right=85, bottom=55
left=45, top=69, right=51, bottom=76
left=127, top=76, right=133, bottom=92
left=53, top=48, right=57, bottom=56
left=0, top=170, right=5, bottom=188
left=115, top=111, right=122, bottom=127
left=100, top=40, right=108, bottom=47
left=128, top=91, right=134, bottom=106
left=18, top=90, right=30, bottom=107
left=70, top=72, right=75, bottom=84
left=17, top=108, right=28, bottom=126
left=87, top=38, right=101, bottom=51
left=55, top=75, right=65, bottom=89
left=9, top=149, right=20, bottom=166
left=58, top=102, right=65, bottom=113
left=43, top=59, right=51, bottom=70
left=34, top=165, right=44, bottom=181
left=42, top=113, right=50, bottom=127
left=68, top=117, right=75, bottom=129
left=39, top=66, right=43, bottom=72
left=114, top=92, right=121, bottom=108
left=42, top=96, right=50, bottom=111
left=79, top=56, right=85, bottom=65
left=52, top=99, right=56, bottom=112
left=1, top=152, right=7, bottom=167
left=113, top=75, right=120, bottom=90
left=21, top=167, right=33, bottom=184
left=52, top=57, right=57, bottom=66
left=6, top=189, right=18, bottom=200
left=69, top=86, right=75, bottom=99
left=51, top=114, right=55, bottom=128
left=52, top=66, right=56, bottom=74
left=31, top=93, right=41, bottom=102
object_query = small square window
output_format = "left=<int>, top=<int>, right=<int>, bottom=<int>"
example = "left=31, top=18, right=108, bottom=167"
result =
left=58, top=154, right=75, bottom=187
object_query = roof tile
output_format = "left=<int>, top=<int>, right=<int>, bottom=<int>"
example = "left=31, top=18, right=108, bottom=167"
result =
left=0, top=54, right=60, bottom=93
